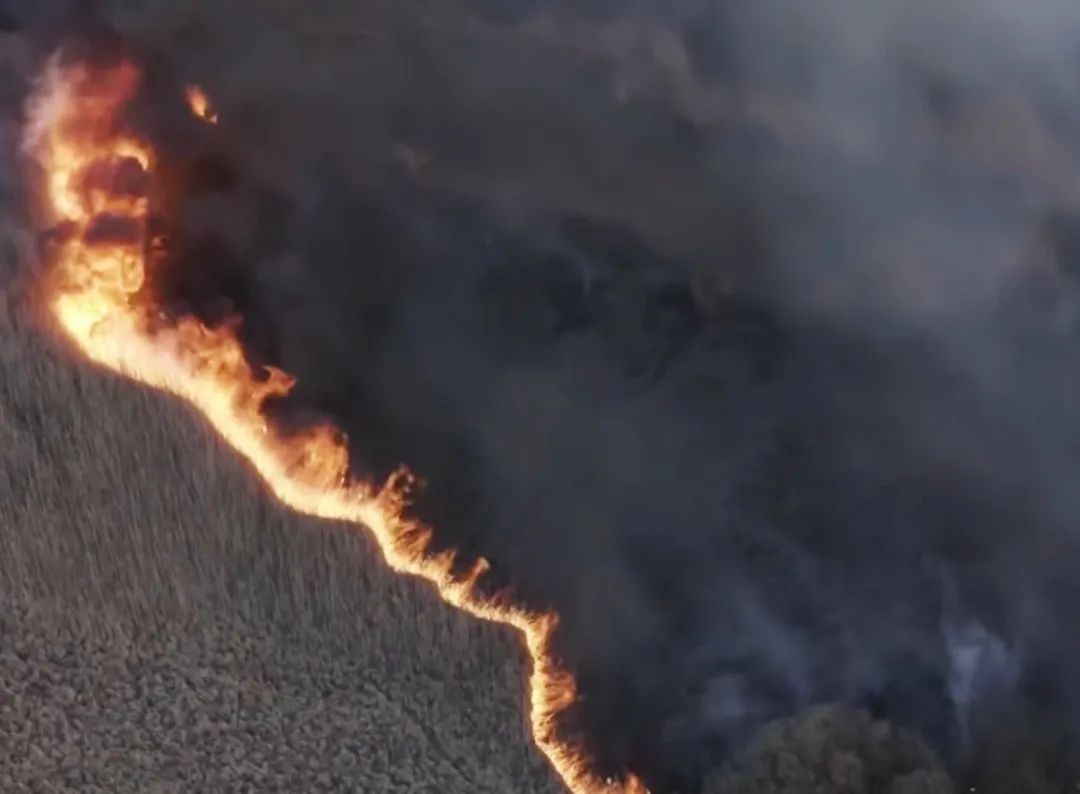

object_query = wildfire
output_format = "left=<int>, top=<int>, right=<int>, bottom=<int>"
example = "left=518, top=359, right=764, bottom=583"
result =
left=184, top=84, right=217, bottom=124
left=22, top=54, right=646, bottom=794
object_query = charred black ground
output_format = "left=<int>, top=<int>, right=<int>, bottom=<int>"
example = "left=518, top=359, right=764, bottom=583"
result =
left=25, top=3, right=1080, bottom=792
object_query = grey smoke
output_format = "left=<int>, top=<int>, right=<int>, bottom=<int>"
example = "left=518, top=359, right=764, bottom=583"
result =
left=25, top=0, right=1080, bottom=790
left=943, top=619, right=1018, bottom=751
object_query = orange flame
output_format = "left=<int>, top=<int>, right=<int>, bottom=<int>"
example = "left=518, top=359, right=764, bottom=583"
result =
left=23, top=55, right=646, bottom=794
left=184, top=84, right=217, bottom=124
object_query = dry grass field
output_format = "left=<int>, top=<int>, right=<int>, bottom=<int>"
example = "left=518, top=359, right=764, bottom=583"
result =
left=0, top=233, right=564, bottom=793
left=0, top=37, right=564, bottom=786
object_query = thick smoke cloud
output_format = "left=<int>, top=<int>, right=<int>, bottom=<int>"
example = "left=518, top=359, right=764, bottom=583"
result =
left=24, top=0, right=1080, bottom=791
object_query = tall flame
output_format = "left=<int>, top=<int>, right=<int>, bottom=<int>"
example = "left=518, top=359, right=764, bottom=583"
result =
left=22, top=55, right=646, bottom=794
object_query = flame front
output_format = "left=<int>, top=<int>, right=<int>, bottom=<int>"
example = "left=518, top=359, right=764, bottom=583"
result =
left=22, top=55, right=646, bottom=794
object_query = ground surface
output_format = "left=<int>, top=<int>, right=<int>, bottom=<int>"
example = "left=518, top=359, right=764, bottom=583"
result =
left=0, top=32, right=562, bottom=790
left=0, top=255, right=562, bottom=794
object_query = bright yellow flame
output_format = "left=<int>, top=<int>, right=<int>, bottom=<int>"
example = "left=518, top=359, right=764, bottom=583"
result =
left=23, top=54, right=647, bottom=794
left=185, top=84, right=217, bottom=124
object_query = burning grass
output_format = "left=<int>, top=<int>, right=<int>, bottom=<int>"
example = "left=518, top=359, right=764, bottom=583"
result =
left=17, top=47, right=644, bottom=794
left=0, top=227, right=564, bottom=794
left=0, top=45, right=559, bottom=790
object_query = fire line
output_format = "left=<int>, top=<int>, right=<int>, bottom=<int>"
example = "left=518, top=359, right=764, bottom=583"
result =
left=21, top=54, right=646, bottom=794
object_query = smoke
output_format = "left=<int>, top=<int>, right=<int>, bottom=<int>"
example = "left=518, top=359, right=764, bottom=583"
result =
left=19, top=0, right=1080, bottom=791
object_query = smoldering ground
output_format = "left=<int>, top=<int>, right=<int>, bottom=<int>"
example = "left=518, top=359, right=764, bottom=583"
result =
left=23, top=0, right=1080, bottom=791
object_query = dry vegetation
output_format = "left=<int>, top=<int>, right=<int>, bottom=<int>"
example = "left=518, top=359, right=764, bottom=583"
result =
left=0, top=41, right=562, bottom=785
left=0, top=249, right=564, bottom=793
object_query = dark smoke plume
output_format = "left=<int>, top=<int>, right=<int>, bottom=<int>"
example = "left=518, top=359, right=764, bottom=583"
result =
left=24, top=1, right=1080, bottom=791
